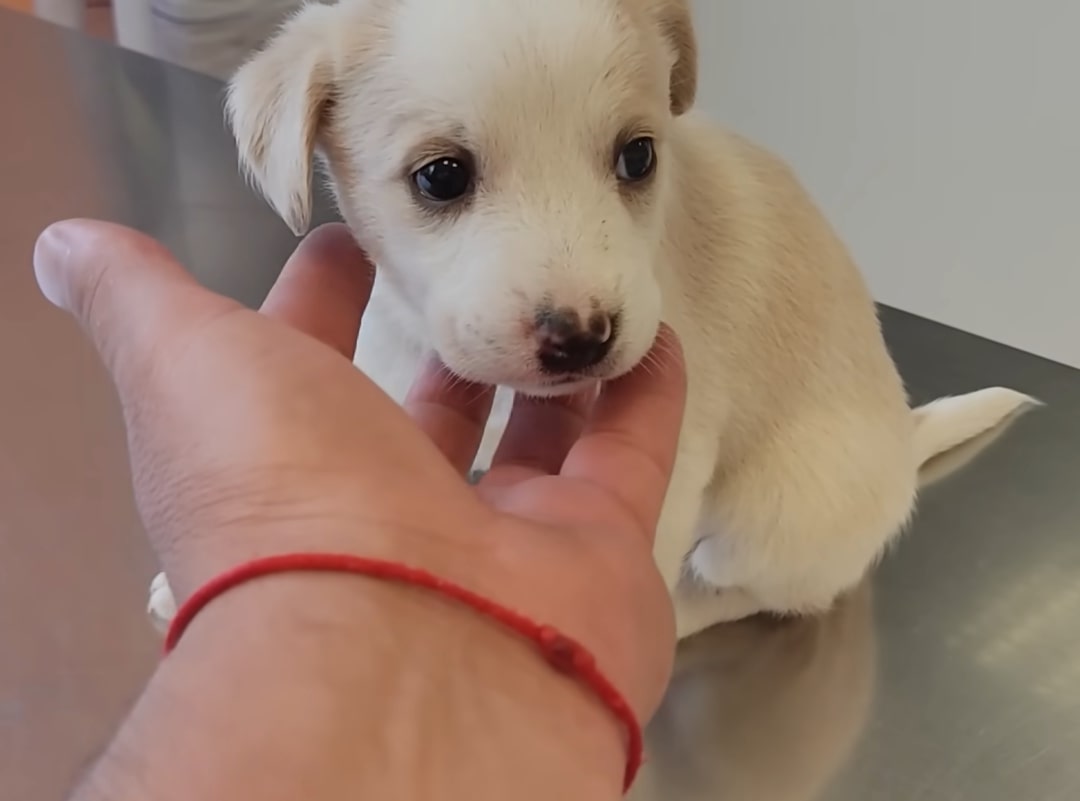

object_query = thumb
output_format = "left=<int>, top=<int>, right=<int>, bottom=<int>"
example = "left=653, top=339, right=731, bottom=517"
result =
left=33, top=219, right=241, bottom=396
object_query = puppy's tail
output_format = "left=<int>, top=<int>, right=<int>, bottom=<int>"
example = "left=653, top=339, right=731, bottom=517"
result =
left=912, top=387, right=1040, bottom=469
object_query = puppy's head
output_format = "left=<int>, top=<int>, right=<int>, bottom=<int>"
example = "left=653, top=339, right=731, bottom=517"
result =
left=228, top=0, right=696, bottom=395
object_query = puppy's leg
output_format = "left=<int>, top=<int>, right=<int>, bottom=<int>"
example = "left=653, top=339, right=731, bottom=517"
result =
left=685, top=504, right=910, bottom=633
left=147, top=571, right=176, bottom=633
left=352, top=278, right=426, bottom=404
left=652, top=436, right=716, bottom=595
left=673, top=583, right=761, bottom=640
left=470, top=386, right=513, bottom=474
left=680, top=423, right=918, bottom=634
left=672, top=513, right=774, bottom=638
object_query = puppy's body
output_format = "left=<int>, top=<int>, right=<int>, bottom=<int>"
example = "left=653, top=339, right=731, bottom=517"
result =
left=352, top=115, right=922, bottom=636
left=149, top=0, right=1035, bottom=638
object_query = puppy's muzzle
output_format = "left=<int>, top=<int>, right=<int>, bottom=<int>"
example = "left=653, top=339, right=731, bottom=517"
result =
left=534, top=306, right=619, bottom=374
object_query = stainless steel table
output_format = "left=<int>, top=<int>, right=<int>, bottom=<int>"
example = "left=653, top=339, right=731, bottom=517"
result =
left=1, top=10, right=1077, bottom=801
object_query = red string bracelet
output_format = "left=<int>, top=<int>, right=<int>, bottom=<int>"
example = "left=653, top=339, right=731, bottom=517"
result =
left=162, top=552, right=644, bottom=792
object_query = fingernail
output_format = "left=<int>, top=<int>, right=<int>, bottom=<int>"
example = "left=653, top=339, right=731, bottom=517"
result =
left=33, top=222, right=76, bottom=310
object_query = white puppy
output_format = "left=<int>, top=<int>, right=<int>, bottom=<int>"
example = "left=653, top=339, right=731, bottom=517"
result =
left=148, top=0, right=1035, bottom=639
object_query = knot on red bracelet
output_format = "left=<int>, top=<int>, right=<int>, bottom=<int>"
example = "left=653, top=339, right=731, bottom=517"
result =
left=538, top=625, right=596, bottom=674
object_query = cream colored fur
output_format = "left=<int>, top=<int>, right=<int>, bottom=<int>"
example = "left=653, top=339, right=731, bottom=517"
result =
left=147, top=0, right=1037, bottom=639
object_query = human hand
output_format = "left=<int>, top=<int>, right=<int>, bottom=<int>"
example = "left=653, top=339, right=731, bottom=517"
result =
left=33, top=219, right=686, bottom=725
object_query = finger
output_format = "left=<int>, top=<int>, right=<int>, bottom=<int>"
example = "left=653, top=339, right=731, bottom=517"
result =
left=403, top=358, right=496, bottom=474
left=33, top=219, right=240, bottom=394
left=260, top=223, right=375, bottom=359
left=488, top=386, right=598, bottom=477
left=560, top=325, right=687, bottom=537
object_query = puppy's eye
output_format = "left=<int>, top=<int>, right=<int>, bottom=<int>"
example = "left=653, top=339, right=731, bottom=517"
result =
left=615, top=137, right=656, bottom=182
left=413, top=157, right=472, bottom=202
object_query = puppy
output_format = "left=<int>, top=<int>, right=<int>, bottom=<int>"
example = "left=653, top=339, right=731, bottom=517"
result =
left=148, top=0, right=1035, bottom=639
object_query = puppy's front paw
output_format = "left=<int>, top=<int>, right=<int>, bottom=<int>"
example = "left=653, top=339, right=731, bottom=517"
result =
left=147, top=571, right=177, bottom=634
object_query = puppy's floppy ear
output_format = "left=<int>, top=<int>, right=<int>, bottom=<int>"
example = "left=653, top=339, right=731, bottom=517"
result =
left=226, top=4, right=340, bottom=235
left=652, top=0, right=698, bottom=115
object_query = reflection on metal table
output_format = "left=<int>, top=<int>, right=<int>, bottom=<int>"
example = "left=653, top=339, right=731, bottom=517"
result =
left=1, top=11, right=1077, bottom=801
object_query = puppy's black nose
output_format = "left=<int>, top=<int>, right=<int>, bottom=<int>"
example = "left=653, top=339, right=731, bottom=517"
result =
left=535, top=307, right=616, bottom=374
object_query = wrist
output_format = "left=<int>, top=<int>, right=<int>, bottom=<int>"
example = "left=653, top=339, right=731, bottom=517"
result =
left=80, top=570, right=625, bottom=801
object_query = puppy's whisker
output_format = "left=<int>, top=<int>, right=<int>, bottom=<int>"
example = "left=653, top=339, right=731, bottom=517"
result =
left=638, top=351, right=663, bottom=377
left=464, top=386, right=493, bottom=408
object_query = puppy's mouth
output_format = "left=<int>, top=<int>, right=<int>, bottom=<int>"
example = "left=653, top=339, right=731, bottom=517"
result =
left=508, top=374, right=601, bottom=398
left=500, top=353, right=639, bottom=397
left=440, top=360, right=612, bottom=398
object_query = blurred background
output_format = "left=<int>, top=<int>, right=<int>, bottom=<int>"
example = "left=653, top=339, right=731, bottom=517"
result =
left=3, top=1, right=318, bottom=77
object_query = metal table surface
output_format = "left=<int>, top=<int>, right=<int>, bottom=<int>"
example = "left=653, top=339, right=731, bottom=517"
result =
left=1, top=11, right=1077, bottom=801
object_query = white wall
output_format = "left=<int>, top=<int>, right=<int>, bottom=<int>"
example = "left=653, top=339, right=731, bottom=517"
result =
left=112, top=0, right=157, bottom=57
left=691, top=0, right=1079, bottom=368
left=33, top=0, right=84, bottom=28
